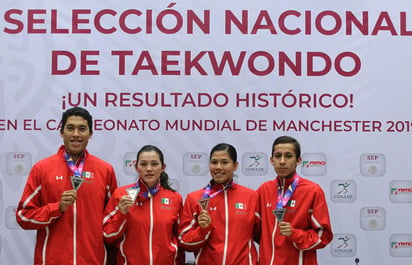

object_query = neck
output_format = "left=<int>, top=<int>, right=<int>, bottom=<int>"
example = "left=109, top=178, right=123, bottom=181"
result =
left=140, top=178, right=159, bottom=190
left=68, top=151, right=83, bottom=163
left=279, top=172, right=295, bottom=182
left=212, top=178, right=233, bottom=189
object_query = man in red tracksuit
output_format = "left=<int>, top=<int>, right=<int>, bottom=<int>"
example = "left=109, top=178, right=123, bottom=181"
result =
left=16, top=107, right=118, bottom=265
left=257, top=135, right=333, bottom=265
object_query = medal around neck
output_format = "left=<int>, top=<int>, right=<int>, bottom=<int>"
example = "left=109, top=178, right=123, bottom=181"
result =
left=126, top=187, right=140, bottom=203
left=71, top=176, right=85, bottom=191
left=273, top=208, right=286, bottom=222
left=198, top=198, right=210, bottom=211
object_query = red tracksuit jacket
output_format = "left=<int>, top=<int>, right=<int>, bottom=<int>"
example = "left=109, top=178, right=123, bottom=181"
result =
left=179, top=182, right=260, bottom=265
left=16, top=145, right=118, bottom=265
left=103, top=183, right=183, bottom=265
left=257, top=173, right=333, bottom=265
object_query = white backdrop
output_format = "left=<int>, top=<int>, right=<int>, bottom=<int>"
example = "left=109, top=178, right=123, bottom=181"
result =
left=1, top=1, right=412, bottom=264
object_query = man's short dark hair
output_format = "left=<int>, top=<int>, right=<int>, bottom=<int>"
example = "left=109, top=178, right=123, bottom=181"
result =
left=60, top=107, right=93, bottom=134
left=271, top=135, right=301, bottom=159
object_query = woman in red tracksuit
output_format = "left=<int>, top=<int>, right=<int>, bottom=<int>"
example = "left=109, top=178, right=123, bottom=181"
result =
left=178, top=143, right=260, bottom=265
left=103, top=145, right=184, bottom=265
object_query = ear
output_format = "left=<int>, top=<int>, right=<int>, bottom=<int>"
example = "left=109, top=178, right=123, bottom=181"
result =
left=233, top=161, right=239, bottom=171
left=296, top=157, right=302, bottom=167
left=162, top=163, right=166, bottom=172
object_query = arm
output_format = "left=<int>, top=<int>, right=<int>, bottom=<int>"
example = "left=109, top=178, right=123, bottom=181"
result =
left=16, top=165, right=63, bottom=230
left=285, top=187, right=333, bottom=250
left=253, top=191, right=261, bottom=243
left=174, top=195, right=186, bottom=265
left=105, top=166, right=118, bottom=206
left=103, top=192, right=129, bottom=245
left=178, top=195, right=213, bottom=252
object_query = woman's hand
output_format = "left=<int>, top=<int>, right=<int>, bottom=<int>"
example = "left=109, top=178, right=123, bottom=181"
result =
left=118, top=195, right=133, bottom=214
left=198, top=209, right=212, bottom=228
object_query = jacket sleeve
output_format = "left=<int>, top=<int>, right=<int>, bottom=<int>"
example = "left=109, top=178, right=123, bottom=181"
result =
left=103, top=190, right=128, bottom=245
left=16, top=165, right=63, bottom=230
left=178, top=194, right=213, bottom=252
left=288, top=186, right=333, bottom=250
left=174, top=195, right=186, bottom=265
left=253, top=191, right=261, bottom=243
left=105, top=165, right=118, bottom=206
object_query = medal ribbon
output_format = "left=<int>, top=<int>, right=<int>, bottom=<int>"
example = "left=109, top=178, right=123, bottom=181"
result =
left=276, top=175, right=299, bottom=209
left=64, top=151, right=85, bottom=178
left=201, top=179, right=234, bottom=199
left=134, top=178, right=161, bottom=198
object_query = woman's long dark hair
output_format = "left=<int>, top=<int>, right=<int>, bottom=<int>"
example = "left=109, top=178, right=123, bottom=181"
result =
left=136, top=145, right=175, bottom=191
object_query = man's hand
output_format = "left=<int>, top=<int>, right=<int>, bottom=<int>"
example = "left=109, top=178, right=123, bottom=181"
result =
left=59, top=190, right=77, bottom=213
left=279, top=221, right=293, bottom=237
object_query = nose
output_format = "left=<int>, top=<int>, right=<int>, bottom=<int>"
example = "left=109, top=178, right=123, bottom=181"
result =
left=73, top=128, right=80, bottom=136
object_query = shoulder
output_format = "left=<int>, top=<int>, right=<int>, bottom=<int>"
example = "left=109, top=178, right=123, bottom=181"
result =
left=112, top=183, right=135, bottom=196
left=234, top=183, right=257, bottom=194
left=233, top=184, right=258, bottom=201
left=298, top=177, right=321, bottom=189
left=33, top=152, right=63, bottom=169
left=86, top=153, right=112, bottom=167
left=185, top=189, right=204, bottom=201
left=257, top=179, right=276, bottom=191
left=85, top=153, right=116, bottom=175
left=297, top=177, right=326, bottom=195
left=161, top=188, right=183, bottom=200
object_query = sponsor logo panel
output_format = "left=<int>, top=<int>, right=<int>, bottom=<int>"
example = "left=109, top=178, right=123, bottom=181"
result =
left=331, top=180, right=357, bottom=203
left=183, top=153, right=209, bottom=176
left=301, top=153, right=327, bottom=176
left=241, top=152, right=268, bottom=176
left=330, top=233, right=357, bottom=257
left=360, top=153, right=385, bottom=177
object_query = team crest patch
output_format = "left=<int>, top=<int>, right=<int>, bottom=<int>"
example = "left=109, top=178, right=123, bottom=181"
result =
left=161, top=198, right=170, bottom=205
left=235, top=202, right=246, bottom=209
left=82, top=171, right=94, bottom=179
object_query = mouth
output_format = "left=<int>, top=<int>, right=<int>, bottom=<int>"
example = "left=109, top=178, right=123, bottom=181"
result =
left=70, top=140, right=82, bottom=147
left=213, top=172, right=225, bottom=177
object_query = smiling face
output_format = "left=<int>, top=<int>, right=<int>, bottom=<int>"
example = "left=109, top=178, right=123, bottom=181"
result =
left=135, top=150, right=165, bottom=188
left=209, top=150, right=238, bottom=184
left=60, top=116, right=91, bottom=160
left=271, top=143, right=302, bottom=179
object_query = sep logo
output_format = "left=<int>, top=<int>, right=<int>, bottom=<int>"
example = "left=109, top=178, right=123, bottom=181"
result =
left=360, top=207, right=386, bottom=231
left=360, top=153, right=385, bottom=177
left=6, top=152, right=32, bottom=175
left=183, top=152, right=208, bottom=176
